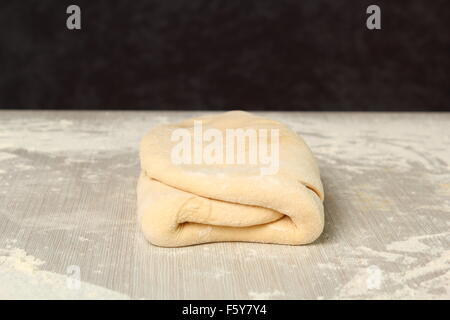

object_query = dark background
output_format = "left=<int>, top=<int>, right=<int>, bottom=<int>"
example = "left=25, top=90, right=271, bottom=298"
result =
left=0, top=0, right=449, bottom=110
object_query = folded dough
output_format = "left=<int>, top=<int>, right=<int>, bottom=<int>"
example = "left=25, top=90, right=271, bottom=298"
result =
left=137, top=111, right=324, bottom=247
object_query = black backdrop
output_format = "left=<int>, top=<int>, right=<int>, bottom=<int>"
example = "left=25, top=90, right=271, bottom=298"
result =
left=0, top=0, right=449, bottom=110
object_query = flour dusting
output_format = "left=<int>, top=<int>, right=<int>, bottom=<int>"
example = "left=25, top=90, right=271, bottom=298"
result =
left=333, top=240, right=450, bottom=299
left=0, top=248, right=129, bottom=300
left=387, top=238, right=430, bottom=253
left=248, top=290, right=285, bottom=299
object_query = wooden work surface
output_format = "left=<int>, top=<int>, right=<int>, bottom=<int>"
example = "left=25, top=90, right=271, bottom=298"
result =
left=0, top=111, right=448, bottom=299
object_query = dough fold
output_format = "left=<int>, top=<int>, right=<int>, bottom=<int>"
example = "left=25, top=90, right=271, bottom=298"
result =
left=137, top=111, right=324, bottom=247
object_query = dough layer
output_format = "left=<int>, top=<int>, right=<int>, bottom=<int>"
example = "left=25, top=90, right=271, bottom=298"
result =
left=137, top=111, right=324, bottom=247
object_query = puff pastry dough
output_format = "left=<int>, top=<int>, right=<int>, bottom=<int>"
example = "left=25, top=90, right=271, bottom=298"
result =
left=137, top=111, right=324, bottom=247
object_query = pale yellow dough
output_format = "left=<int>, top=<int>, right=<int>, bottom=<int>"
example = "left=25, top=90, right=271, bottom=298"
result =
left=137, top=111, right=324, bottom=247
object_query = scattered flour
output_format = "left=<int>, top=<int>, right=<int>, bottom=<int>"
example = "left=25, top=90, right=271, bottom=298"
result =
left=59, top=120, right=73, bottom=128
left=333, top=235, right=450, bottom=299
left=200, top=269, right=231, bottom=280
left=248, top=290, right=285, bottom=299
left=386, top=232, right=449, bottom=253
left=387, top=238, right=430, bottom=253
left=355, top=246, right=413, bottom=263
left=0, top=152, right=17, bottom=162
left=399, top=251, right=450, bottom=282
left=0, top=248, right=129, bottom=300
left=0, top=116, right=156, bottom=155
left=337, top=266, right=385, bottom=298
left=284, top=114, right=450, bottom=173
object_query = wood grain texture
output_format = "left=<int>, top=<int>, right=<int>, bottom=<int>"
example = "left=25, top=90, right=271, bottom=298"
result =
left=0, top=111, right=449, bottom=299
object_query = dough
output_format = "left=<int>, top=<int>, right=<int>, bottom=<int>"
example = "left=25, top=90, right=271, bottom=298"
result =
left=137, top=111, right=324, bottom=247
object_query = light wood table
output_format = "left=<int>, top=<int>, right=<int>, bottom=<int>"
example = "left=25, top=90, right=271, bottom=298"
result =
left=0, top=111, right=448, bottom=299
